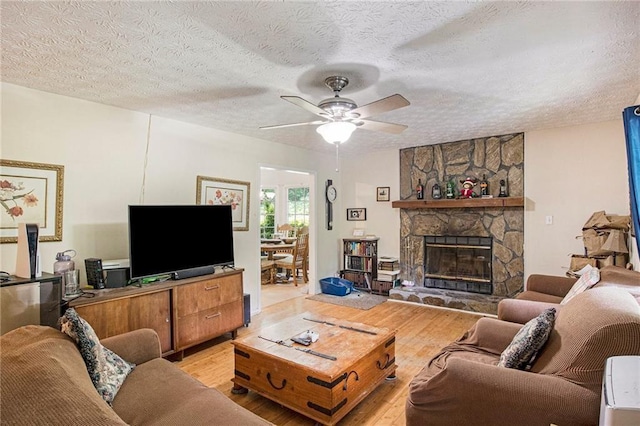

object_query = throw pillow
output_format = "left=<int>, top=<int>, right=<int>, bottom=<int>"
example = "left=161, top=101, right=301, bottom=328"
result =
left=560, top=265, right=601, bottom=305
left=498, top=307, right=556, bottom=370
left=59, top=308, right=135, bottom=405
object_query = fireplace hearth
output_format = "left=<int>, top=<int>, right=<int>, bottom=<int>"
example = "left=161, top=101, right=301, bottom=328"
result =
left=424, top=236, right=492, bottom=294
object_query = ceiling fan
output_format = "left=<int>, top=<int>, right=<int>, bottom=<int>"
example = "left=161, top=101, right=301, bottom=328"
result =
left=260, top=76, right=410, bottom=144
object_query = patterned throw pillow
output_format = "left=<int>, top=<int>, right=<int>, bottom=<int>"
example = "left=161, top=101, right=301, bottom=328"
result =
left=560, top=265, right=600, bottom=305
left=59, top=308, right=135, bottom=405
left=498, top=308, right=556, bottom=370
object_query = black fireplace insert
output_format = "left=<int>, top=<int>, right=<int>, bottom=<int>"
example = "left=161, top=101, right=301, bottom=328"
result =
left=423, top=236, right=493, bottom=294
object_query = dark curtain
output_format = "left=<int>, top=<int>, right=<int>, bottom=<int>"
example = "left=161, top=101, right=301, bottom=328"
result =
left=623, top=105, right=640, bottom=254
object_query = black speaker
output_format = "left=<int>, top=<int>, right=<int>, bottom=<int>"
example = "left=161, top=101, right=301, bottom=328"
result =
left=172, top=265, right=215, bottom=280
left=243, top=293, right=250, bottom=326
left=105, top=268, right=130, bottom=288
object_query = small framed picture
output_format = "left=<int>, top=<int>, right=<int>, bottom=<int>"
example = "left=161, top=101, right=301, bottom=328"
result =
left=352, top=228, right=365, bottom=237
left=347, top=208, right=366, bottom=221
left=376, top=186, right=390, bottom=202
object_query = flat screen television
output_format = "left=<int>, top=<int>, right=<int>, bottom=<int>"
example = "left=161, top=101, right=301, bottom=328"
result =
left=128, top=205, right=234, bottom=280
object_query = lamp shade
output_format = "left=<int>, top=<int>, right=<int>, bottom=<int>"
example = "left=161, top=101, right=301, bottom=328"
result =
left=316, top=122, right=356, bottom=144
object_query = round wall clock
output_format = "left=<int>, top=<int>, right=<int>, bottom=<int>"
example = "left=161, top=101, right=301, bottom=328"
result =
left=326, top=185, right=337, bottom=203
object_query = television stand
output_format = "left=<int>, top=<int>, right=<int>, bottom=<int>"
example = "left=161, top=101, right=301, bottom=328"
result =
left=69, top=269, right=245, bottom=359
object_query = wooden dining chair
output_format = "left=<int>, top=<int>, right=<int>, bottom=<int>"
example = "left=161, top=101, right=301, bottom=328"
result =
left=276, top=223, right=294, bottom=238
left=275, top=233, right=309, bottom=286
left=296, top=226, right=309, bottom=276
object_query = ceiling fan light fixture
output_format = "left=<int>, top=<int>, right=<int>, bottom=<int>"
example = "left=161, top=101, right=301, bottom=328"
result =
left=316, top=121, right=357, bottom=144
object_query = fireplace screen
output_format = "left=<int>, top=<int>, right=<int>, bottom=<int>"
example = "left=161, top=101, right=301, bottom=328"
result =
left=424, top=236, right=492, bottom=294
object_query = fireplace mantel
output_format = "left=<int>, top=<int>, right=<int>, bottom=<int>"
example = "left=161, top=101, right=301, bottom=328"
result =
left=391, top=197, right=524, bottom=209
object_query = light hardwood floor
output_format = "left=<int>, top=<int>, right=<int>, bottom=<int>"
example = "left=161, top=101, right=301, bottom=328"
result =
left=176, top=293, right=485, bottom=425
left=261, top=281, right=309, bottom=308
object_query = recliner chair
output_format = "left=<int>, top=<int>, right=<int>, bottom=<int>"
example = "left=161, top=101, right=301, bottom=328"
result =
left=405, top=287, right=640, bottom=426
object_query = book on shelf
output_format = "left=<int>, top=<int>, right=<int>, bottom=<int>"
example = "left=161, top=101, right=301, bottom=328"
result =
left=379, top=264, right=399, bottom=271
left=378, top=259, right=400, bottom=270
left=376, top=270, right=400, bottom=282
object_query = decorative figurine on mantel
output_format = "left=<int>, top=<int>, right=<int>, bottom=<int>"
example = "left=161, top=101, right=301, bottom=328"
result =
left=459, top=177, right=477, bottom=198
left=480, top=174, right=489, bottom=197
left=498, top=179, right=509, bottom=197
left=445, top=177, right=456, bottom=199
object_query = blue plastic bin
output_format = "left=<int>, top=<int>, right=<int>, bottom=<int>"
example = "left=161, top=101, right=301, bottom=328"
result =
left=319, top=277, right=353, bottom=296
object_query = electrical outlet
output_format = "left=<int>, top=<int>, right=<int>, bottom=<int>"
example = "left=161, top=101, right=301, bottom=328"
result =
left=545, top=215, right=553, bottom=225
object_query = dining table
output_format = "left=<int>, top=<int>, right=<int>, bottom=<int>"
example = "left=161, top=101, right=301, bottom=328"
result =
left=260, top=241, right=295, bottom=260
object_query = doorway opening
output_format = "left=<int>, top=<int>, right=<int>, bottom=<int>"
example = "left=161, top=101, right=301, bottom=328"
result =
left=259, top=166, right=315, bottom=309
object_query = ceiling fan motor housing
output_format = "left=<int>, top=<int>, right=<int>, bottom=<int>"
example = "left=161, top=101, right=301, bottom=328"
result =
left=319, top=76, right=359, bottom=118
left=318, top=96, right=358, bottom=118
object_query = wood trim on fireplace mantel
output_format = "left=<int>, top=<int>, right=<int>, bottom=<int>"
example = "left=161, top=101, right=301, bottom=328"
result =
left=391, top=197, right=524, bottom=209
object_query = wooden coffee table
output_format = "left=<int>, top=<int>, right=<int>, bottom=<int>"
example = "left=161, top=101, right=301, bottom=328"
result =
left=231, top=312, right=397, bottom=425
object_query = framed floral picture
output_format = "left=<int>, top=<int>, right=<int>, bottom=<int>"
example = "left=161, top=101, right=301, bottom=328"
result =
left=196, top=176, right=250, bottom=231
left=1, top=160, right=64, bottom=243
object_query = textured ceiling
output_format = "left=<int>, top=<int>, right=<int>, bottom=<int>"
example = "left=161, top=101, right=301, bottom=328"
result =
left=2, top=1, right=639, bottom=157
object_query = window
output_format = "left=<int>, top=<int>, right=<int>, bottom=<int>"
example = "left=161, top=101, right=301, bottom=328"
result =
left=260, top=188, right=276, bottom=238
left=287, top=186, right=310, bottom=229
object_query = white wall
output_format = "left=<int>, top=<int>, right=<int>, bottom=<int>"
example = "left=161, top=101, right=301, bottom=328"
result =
left=338, top=150, right=401, bottom=262
left=0, top=83, right=340, bottom=313
left=525, top=120, right=631, bottom=277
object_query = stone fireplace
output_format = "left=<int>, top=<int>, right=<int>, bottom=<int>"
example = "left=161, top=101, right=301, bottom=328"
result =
left=389, top=133, right=525, bottom=315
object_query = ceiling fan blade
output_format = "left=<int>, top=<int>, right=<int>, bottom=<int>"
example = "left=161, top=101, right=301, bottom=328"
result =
left=281, top=96, right=329, bottom=117
left=357, top=118, right=408, bottom=134
left=260, top=120, right=326, bottom=130
left=349, top=94, right=410, bottom=119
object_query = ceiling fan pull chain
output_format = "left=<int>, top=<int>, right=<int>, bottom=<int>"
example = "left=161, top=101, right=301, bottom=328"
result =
left=335, top=142, right=340, bottom=172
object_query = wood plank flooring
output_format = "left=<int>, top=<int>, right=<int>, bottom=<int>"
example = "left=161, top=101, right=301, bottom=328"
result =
left=176, top=294, right=486, bottom=425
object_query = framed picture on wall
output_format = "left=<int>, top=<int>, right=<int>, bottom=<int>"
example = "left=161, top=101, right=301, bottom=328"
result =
left=376, top=186, right=390, bottom=202
left=196, top=176, right=250, bottom=231
left=0, top=160, right=64, bottom=243
left=346, top=208, right=366, bottom=221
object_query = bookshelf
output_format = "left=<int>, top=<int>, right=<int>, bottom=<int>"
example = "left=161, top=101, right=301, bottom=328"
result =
left=341, top=237, right=379, bottom=291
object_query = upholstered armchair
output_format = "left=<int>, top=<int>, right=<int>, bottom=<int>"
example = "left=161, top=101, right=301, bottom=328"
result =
left=498, top=265, right=640, bottom=324
left=406, top=287, right=640, bottom=426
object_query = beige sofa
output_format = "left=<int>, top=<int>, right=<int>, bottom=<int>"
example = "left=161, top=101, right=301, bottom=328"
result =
left=406, top=287, right=640, bottom=426
left=0, top=325, right=271, bottom=425
left=498, top=265, right=640, bottom=323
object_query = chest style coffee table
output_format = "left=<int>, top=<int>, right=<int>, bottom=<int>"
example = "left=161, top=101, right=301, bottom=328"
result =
left=231, top=312, right=397, bottom=425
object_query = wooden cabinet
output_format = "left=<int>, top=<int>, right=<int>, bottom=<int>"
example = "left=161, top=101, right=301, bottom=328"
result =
left=74, top=289, right=172, bottom=353
left=341, top=238, right=379, bottom=291
left=70, top=269, right=244, bottom=357
left=175, top=273, right=243, bottom=350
